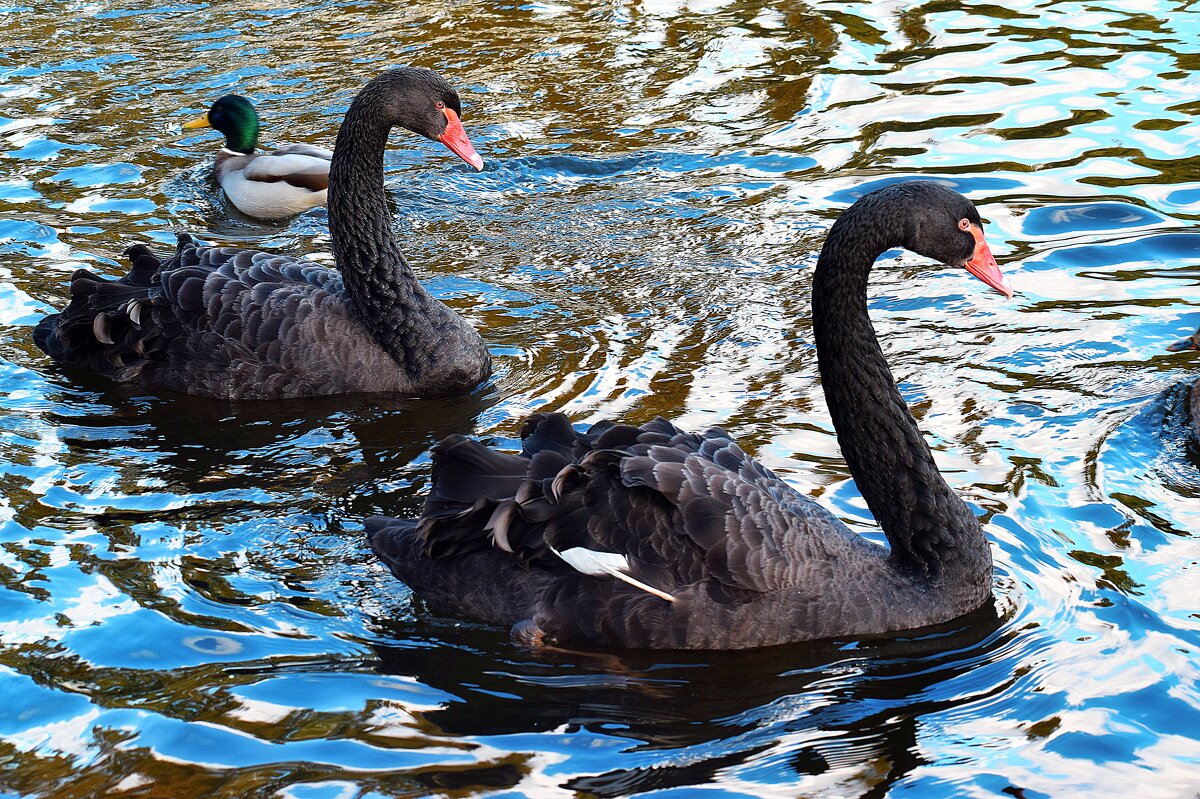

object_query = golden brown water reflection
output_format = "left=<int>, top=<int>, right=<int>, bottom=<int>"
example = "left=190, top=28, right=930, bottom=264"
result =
left=1, top=0, right=1198, bottom=796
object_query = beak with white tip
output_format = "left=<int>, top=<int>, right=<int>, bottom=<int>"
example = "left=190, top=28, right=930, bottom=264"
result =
left=962, top=223, right=1013, bottom=299
left=437, top=107, right=484, bottom=171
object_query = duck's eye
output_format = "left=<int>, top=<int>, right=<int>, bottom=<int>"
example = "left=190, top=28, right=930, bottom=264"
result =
left=436, top=101, right=446, bottom=110
left=958, top=218, right=972, bottom=231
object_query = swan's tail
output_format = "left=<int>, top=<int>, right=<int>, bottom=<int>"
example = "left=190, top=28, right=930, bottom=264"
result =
left=366, top=513, right=550, bottom=627
left=32, top=313, right=64, bottom=360
left=32, top=238, right=188, bottom=374
left=365, top=414, right=599, bottom=625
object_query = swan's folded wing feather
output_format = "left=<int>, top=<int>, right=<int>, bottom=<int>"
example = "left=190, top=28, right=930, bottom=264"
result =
left=518, top=412, right=582, bottom=459
left=608, top=425, right=872, bottom=595
left=410, top=414, right=877, bottom=606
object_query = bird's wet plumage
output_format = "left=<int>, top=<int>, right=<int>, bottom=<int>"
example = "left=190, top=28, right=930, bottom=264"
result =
left=35, top=68, right=490, bottom=400
left=369, top=182, right=1005, bottom=651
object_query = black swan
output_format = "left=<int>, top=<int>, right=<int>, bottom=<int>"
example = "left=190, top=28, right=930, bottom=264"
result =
left=1167, top=326, right=1200, bottom=433
left=367, top=181, right=1014, bottom=650
left=182, top=94, right=334, bottom=220
left=34, top=68, right=490, bottom=400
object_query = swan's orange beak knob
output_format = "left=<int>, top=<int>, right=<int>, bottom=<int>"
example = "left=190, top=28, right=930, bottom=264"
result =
left=437, top=107, right=484, bottom=171
left=963, top=224, right=1013, bottom=299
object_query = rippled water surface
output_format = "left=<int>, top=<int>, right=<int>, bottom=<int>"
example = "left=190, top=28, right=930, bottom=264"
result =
left=2, top=0, right=1199, bottom=796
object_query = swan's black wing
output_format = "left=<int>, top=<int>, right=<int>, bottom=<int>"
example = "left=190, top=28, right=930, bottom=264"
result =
left=368, top=412, right=889, bottom=649
left=34, top=234, right=396, bottom=399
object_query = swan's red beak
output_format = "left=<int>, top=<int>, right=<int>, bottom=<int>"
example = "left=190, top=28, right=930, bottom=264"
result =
left=438, top=108, right=484, bottom=171
left=963, top=224, right=1013, bottom=299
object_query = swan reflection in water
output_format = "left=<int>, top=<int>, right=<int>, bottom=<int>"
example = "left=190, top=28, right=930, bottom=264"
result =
left=35, top=372, right=496, bottom=525
left=367, top=601, right=1009, bottom=796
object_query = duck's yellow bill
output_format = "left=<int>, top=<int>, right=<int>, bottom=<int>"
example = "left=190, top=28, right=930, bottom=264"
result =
left=182, top=113, right=211, bottom=130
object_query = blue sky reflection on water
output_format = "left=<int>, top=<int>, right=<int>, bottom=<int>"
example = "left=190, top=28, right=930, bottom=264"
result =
left=0, top=0, right=1198, bottom=796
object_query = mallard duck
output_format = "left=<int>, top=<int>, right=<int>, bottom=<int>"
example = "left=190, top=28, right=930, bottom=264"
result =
left=367, top=182, right=1014, bottom=650
left=183, top=94, right=334, bottom=220
left=34, top=68, right=489, bottom=400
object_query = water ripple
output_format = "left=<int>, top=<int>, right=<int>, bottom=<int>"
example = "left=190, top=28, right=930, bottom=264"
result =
left=1, top=0, right=1198, bottom=796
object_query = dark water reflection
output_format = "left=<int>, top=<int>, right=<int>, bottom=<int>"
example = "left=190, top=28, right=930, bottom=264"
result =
left=2, top=0, right=1199, bottom=796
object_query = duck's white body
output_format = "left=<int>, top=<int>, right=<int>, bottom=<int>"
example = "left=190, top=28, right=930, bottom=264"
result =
left=214, top=144, right=332, bottom=219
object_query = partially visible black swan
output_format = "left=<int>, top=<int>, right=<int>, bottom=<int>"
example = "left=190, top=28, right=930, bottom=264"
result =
left=34, top=68, right=490, bottom=400
left=1167, top=326, right=1200, bottom=434
left=367, top=181, right=1014, bottom=650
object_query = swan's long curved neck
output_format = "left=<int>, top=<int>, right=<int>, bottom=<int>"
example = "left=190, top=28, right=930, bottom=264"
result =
left=326, top=107, right=454, bottom=371
left=812, top=206, right=990, bottom=581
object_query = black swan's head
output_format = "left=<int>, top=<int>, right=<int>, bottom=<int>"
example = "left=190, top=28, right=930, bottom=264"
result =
left=868, top=181, right=1013, bottom=298
left=359, top=67, right=484, bottom=170
left=184, top=95, right=260, bottom=155
left=1166, top=327, right=1200, bottom=353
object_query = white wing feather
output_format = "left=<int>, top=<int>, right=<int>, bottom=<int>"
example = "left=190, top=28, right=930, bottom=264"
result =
left=551, top=545, right=676, bottom=602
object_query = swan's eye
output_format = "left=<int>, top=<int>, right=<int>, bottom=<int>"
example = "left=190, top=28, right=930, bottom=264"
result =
left=958, top=218, right=972, bottom=231
left=436, top=101, right=446, bottom=110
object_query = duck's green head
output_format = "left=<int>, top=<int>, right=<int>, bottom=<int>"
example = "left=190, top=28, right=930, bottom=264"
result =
left=184, top=95, right=260, bottom=154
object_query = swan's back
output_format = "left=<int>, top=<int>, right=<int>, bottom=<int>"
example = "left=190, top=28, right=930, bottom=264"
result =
left=35, top=235, right=412, bottom=399
left=367, top=413, right=940, bottom=650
